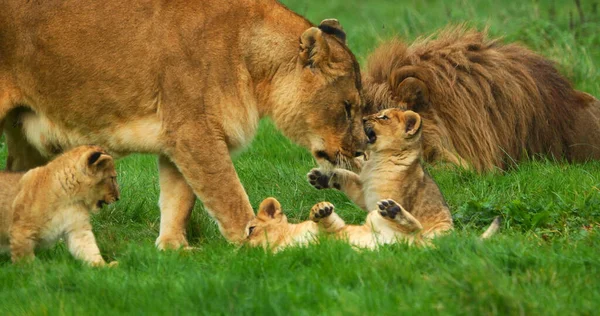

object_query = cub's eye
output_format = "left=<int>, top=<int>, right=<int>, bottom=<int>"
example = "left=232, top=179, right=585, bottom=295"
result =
left=378, top=115, right=389, bottom=120
left=344, top=101, right=352, bottom=119
left=248, top=226, right=256, bottom=236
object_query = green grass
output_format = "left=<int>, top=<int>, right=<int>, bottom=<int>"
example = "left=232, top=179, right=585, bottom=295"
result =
left=1, top=0, right=600, bottom=314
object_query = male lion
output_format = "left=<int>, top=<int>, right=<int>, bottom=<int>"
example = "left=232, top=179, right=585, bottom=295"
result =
left=362, top=26, right=600, bottom=172
left=0, top=1, right=366, bottom=248
left=0, top=145, right=119, bottom=266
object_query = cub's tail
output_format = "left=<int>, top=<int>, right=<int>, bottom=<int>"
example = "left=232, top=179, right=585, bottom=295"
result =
left=480, top=216, right=501, bottom=239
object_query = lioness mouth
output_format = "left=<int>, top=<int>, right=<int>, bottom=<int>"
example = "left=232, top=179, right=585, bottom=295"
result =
left=365, top=127, right=377, bottom=144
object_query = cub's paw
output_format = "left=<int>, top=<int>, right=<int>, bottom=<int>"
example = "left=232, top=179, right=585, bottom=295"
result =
left=307, top=169, right=331, bottom=189
left=107, top=261, right=119, bottom=268
left=310, top=202, right=335, bottom=222
left=377, top=199, right=404, bottom=219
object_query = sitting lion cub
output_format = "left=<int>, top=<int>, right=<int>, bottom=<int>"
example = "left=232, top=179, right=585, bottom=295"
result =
left=308, top=108, right=455, bottom=239
left=246, top=197, right=425, bottom=251
left=0, top=145, right=119, bottom=266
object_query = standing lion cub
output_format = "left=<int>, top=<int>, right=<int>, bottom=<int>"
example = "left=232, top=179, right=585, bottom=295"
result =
left=0, top=145, right=119, bottom=266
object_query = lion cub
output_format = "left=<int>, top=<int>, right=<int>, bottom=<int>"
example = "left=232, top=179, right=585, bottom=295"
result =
left=308, top=109, right=454, bottom=239
left=245, top=197, right=423, bottom=251
left=0, top=145, right=119, bottom=266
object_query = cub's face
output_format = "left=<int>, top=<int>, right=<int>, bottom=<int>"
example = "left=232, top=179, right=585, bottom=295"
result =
left=245, top=198, right=293, bottom=250
left=72, top=147, right=120, bottom=211
left=279, top=22, right=367, bottom=168
left=363, top=109, right=422, bottom=153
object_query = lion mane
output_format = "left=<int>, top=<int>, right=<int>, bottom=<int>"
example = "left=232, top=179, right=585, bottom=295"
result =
left=363, top=26, right=600, bottom=172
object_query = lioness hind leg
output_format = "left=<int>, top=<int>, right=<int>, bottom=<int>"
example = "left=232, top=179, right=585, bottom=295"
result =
left=377, top=199, right=423, bottom=233
left=155, top=155, right=196, bottom=250
left=309, top=202, right=346, bottom=233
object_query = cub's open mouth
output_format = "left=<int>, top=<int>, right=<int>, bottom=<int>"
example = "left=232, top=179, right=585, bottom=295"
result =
left=365, top=127, right=377, bottom=144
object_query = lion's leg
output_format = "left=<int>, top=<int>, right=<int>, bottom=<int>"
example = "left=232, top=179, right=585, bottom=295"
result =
left=165, top=133, right=254, bottom=244
left=9, top=224, right=38, bottom=263
left=155, top=155, right=196, bottom=250
left=3, top=110, right=48, bottom=171
left=65, top=224, right=107, bottom=267
left=309, top=201, right=346, bottom=233
left=376, top=199, right=423, bottom=233
left=307, top=168, right=366, bottom=210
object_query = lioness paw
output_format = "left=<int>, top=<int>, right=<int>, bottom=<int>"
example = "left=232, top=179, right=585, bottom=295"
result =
left=377, top=199, right=404, bottom=219
left=307, top=169, right=331, bottom=189
left=310, top=202, right=335, bottom=222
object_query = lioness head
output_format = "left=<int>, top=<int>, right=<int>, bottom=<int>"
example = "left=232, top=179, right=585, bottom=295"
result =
left=245, top=197, right=313, bottom=251
left=273, top=19, right=367, bottom=167
left=63, top=146, right=120, bottom=211
left=363, top=109, right=422, bottom=153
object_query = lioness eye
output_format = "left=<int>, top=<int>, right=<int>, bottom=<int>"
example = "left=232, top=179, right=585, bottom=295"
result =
left=248, top=226, right=256, bottom=235
left=344, top=101, right=352, bottom=119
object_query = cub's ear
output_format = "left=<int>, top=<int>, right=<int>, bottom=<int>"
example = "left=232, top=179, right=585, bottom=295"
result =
left=318, top=18, right=346, bottom=43
left=390, top=67, right=430, bottom=112
left=87, top=151, right=113, bottom=172
left=299, top=27, right=330, bottom=68
left=403, top=111, right=422, bottom=137
left=257, top=197, right=284, bottom=221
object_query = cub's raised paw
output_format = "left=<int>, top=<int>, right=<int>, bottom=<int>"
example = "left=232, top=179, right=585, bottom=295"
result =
left=377, top=199, right=404, bottom=219
left=310, top=202, right=335, bottom=222
left=307, top=169, right=331, bottom=190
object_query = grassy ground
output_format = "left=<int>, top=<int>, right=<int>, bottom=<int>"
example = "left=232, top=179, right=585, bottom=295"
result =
left=1, top=0, right=600, bottom=314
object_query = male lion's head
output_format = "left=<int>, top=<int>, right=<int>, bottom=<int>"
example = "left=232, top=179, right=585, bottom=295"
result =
left=363, top=109, right=422, bottom=153
left=272, top=19, right=367, bottom=168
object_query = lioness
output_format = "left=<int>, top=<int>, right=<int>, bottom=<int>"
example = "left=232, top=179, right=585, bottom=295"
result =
left=0, top=1, right=366, bottom=248
left=308, top=109, right=454, bottom=238
left=0, top=145, right=119, bottom=266
left=246, top=197, right=424, bottom=251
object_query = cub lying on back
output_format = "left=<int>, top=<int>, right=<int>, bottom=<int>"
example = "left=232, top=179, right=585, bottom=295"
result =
left=245, top=196, right=425, bottom=251
left=309, top=108, right=454, bottom=239
left=0, top=145, right=119, bottom=266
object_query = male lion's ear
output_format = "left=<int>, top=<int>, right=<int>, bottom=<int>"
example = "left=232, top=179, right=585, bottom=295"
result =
left=404, top=111, right=422, bottom=137
left=257, top=197, right=283, bottom=221
left=87, top=151, right=113, bottom=172
left=299, top=27, right=330, bottom=68
left=390, top=67, right=430, bottom=112
left=318, top=18, right=346, bottom=43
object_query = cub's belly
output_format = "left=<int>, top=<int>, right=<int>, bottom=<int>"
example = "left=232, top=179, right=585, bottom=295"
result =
left=18, top=111, right=165, bottom=158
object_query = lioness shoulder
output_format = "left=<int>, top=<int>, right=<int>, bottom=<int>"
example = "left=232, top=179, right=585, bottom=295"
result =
left=0, top=145, right=119, bottom=266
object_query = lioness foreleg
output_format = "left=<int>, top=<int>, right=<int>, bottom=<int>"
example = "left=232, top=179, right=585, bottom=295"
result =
left=307, top=168, right=366, bottom=210
left=166, top=133, right=254, bottom=244
left=309, top=201, right=346, bottom=233
left=156, top=155, right=196, bottom=250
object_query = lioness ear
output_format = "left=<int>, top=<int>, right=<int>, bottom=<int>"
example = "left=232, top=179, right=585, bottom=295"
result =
left=299, top=27, right=330, bottom=68
left=390, top=68, right=430, bottom=112
left=318, top=19, right=346, bottom=43
left=404, top=111, right=422, bottom=136
left=87, top=151, right=113, bottom=172
left=257, top=197, right=283, bottom=221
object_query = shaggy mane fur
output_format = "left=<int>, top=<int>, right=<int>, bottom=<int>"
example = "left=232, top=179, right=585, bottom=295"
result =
left=363, top=26, right=600, bottom=172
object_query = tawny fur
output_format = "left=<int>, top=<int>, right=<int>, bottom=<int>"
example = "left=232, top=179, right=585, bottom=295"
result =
left=362, top=26, right=600, bottom=172
left=309, top=109, right=453, bottom=239
left=245, top=197, right=424, bottom=251
left=0, top=1, right=366, bottom=248
left=0, top=145, right=119, bottom=266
